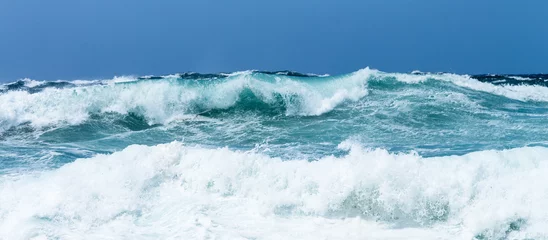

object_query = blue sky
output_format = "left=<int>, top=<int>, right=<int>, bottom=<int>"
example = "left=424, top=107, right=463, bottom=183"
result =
left=0, top=0, right=547, bottom=81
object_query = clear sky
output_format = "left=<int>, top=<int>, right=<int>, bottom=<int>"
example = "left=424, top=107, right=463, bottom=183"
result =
left=0, top=0, right=547, bottom=81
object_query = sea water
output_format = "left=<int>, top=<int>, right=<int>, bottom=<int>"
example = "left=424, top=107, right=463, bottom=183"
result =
left=1, top=68, right=548, bottom=239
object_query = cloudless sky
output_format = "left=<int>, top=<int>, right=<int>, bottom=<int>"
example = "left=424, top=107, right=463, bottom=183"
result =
left=0, top=0, right=547, bottom=81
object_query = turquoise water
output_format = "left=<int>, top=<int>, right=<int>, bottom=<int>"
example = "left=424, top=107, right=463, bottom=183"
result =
left=1, top=68, right=548, bottom=239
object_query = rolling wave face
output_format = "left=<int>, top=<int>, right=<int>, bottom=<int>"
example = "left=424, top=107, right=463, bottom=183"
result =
left=1, top=142, right=547, bottom=239
left=0, top=69, right=368, bottom=133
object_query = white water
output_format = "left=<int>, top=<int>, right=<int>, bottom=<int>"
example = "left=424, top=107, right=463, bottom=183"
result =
left=1, top=141, right=547, bottom=239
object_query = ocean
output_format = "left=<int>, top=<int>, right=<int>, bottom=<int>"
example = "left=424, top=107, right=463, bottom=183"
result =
left=1, top=68, right=548, bottom=239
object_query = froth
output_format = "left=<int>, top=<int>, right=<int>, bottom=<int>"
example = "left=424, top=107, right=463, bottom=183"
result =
left=1, top=142, right=547, bottom=239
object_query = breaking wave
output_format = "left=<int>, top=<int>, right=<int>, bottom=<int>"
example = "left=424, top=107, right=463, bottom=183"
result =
left=0, top=69, right=370, bottom=133
left=1, top=141, right=547, bottom=239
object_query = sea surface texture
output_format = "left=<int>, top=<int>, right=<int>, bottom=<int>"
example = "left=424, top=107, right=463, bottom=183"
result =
left=1, top=68, right=548, bottom=239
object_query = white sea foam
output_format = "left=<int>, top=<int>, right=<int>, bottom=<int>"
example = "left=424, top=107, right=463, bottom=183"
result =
left=509, top=76, right=533, bottom=81
left=492, top=80, right=507, bottom=84
left=313, top=73, right=331, bottom=77
left=0, top=142, right=547, bottom=239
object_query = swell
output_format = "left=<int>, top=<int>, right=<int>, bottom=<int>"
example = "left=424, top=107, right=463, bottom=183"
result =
left=2, top=68, right=548, bottom=134
left=1, top=141, right=547, bottom=239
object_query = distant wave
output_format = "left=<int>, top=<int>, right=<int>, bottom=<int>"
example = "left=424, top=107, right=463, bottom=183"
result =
left=2, top=69, right=546, bottom=93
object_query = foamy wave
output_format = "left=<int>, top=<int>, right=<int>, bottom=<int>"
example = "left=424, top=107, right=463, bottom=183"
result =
left=0, top=142, right=547, bottom=239
left=0, top=70, right=371, bottom=132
